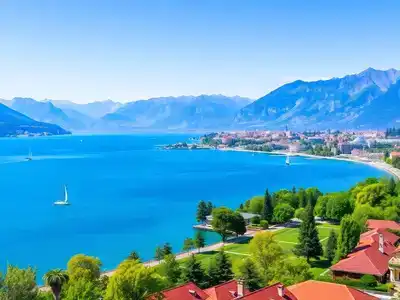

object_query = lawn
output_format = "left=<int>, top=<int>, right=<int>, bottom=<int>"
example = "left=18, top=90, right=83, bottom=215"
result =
left=155, top=224, right=340, bottom=279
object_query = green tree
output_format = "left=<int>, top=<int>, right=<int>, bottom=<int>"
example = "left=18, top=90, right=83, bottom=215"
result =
left=314, top=195, right=328, bottom=218
left=262, top=189, right=273, bottom=222
left=273, top=203, right=295, bottom=223
left=230, top=212, right=247, bottom=237
left=335, top=215, right=362, bottom=261
left=161, top=254, right=181, bottom=286
left=194, top=231, right=205, bottom=252
left=298, top=188, right=307, bottom=208
left=105, top=259, right=165, bottom=300
left=182, top=238, right=194, bottom=252
left=43, top=269, right=69, bottom=300
left=356, top=183, right=387, bottom=206
left=388, top=177, right=397, bottom=195
left=272, top=258, right=312, bottom=286
left=196, top=200, right=209, bottom=223
left=325, top=230, right=338, bottom=263
left=163, top=243, right=172, bottom=256
left=249, top=232, right=283, bottom=282
left=325, top=193, right=352, bottom=221
left=67, top=254, right=101, bottom=281
left=180, top=254, right=206, bottom=288
left=127, top=251, right=140, bottom=262
left=207, top=201, right=214, bottom=215
left=294, top=207, right=306, bottom=221
left=248, top=196, right=264, bottom=214
left=305, top=187, right=322, bottom=207
left=155, top=246, right=164, bottom=261
left=64, top=277, right=102, bottom=300
left=211, top=207, right=234, bottom=242
left=0, top=265, right=39, bottom=300
left=207, top=249, right=233, bottom=286
left=237, top=259, right=262, bottom=292
left=293, top=203, right=323, bottom=262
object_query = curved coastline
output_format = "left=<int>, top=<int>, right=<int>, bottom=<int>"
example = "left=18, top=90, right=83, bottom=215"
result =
left=218, top=147, right=400, bottom=180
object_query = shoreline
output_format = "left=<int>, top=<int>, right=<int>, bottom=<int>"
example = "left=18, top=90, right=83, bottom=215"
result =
left=218, top=147, right=400, bottom=180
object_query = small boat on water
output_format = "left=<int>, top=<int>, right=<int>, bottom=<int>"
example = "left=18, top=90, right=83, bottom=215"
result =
left=54, top=185, right=71, bottom=206
left=286, top=155, right=291, bottom=166
left=26, top=148, right=32, bottom=161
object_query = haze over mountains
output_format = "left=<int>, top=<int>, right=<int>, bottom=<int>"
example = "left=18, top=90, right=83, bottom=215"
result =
left=1, top=67, right=399, bottom=135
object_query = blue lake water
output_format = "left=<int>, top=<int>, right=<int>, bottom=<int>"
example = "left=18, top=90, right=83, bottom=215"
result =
left=0, top=134, right=389, bottom=280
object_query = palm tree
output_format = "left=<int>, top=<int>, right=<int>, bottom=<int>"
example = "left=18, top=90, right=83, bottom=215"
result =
left=43, top=269, right=69, bottom=300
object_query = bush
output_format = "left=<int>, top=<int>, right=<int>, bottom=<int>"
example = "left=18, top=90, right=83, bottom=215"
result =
left=360, top=274, right=377, bottom=287
left=260, top=220, right=269, bottom=229
left=251, top=216, right=261, bottom=225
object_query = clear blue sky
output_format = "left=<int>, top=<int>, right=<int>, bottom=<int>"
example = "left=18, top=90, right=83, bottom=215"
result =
left=1, top=0, right=399, bottom=103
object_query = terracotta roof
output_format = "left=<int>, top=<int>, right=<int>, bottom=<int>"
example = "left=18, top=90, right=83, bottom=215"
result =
left=155, top=282, right=210, bottom=300
left=238, top=283, right=297, bottom=300
left=367, top=219, right=400, bottom=231
left=204, top=280, right=250, bottom=300
left=331, top=229, right=399, bottom=276
left=359, top=228, right=399, bottom=246
left=288, top=280, right=378, bottom=300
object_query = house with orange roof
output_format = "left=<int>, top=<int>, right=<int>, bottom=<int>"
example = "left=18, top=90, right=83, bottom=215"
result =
left=367, top=219, right=400, bottom=231
left=330, top=228, right=400, bottom=282
left=288, top=280, right=378, bottom=300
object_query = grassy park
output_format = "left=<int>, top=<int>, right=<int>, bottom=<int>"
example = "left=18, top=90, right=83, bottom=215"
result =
left=155, top=223, right=340, bottom=279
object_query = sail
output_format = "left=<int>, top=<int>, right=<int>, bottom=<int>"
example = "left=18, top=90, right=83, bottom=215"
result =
left=64, top=185, right=68, bottom=203
left=286, top=155, right=290, bottom=164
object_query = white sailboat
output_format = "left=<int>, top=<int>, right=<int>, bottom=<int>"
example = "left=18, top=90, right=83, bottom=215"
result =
left=285, top=154, right=291, bottom=166
left=54, top=185, right=70, bottom=206
left=26, top=148, right=32, bottom=161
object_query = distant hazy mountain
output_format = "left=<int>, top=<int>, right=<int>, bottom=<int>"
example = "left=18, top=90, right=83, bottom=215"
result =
left=102, top=95, right=252, bottom=130
left=51, top=100, right=121, bottom=119
left=0, top=103, right=69, bottom=137
left=10, top=98, right=91, bottom=130
left=235, top=68, right=400, bottom=129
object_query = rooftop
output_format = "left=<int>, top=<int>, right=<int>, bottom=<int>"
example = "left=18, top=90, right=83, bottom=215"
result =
left=288, top=280, right=378, bottom=300
left=330, top=229, right=399, bottom=276
left=204, top=280, right=249, bottom=300
left=367, top=219, right=400, bottom=231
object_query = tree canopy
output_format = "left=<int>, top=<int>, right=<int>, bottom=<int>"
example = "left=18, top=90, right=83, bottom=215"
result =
left=105, top=259, right=165, bottom=300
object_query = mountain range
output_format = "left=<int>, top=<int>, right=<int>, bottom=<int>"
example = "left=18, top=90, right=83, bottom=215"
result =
left=102, top=95, right=252, bottom=130
left=235, top=68, right=400, bottom=129
left=1, top=67, right=399, bottom=134
left=0, top=103, right=69, bottom=137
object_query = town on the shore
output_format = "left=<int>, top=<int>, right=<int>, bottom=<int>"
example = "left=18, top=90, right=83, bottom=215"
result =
left=166, top=128, right=400, bottom=171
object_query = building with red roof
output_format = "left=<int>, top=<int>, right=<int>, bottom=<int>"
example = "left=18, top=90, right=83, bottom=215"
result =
left=238, top=283, right=297, bottom=299
left=204, top=279, right=249, bottom=299
left=154, top=282, right=210, bottom=300
left=153, top=280, right=379, bottom=300
left=367, top=219, right=400, bottom=231
left=288, top=280, right=378, bottom=300
left=330, top=228, right=400, bottom=282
